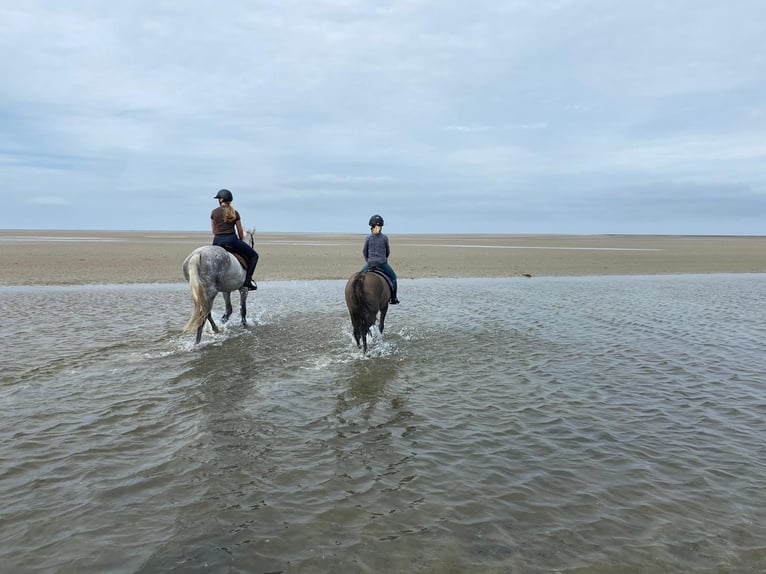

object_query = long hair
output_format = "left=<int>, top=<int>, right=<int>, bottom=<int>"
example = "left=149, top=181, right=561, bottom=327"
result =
left=221, top=201, right=237, bottom=223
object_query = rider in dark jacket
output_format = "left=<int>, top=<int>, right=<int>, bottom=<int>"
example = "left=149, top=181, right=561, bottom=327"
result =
left=361, top=214, right=399, bottom=304
left=210, top=189, right=258, bottom=290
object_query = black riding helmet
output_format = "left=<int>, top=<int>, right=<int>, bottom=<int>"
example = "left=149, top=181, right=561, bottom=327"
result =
left=214, top=189, right=233, bottom=202
left=369, top=214, right=384, bottom=227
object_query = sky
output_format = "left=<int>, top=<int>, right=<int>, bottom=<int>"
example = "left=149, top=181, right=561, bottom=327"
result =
left=1, top=1, right=765, bottom=234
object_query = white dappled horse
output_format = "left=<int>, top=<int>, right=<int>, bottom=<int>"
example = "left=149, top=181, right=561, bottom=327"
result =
left=182, top=229, right=255, bottom=344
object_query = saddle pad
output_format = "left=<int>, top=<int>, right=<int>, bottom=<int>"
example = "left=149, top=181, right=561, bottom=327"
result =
left=220, top=245, right=248, bottom=269
left=368, top=268, right=393, bottom=291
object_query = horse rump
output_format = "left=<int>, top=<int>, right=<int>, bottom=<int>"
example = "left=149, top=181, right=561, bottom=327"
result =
left=345, top=271, right=388, bottom=352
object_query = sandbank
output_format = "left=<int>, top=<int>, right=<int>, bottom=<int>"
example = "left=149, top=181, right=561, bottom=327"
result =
left=0, top=230, right=764, bottom=286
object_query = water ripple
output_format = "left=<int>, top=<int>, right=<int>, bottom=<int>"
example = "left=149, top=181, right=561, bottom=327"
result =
left=1, top=276, right=765, bottom=572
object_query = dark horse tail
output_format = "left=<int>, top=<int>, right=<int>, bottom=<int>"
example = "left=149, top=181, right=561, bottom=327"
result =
left=350, top=271, right=373, bottom=342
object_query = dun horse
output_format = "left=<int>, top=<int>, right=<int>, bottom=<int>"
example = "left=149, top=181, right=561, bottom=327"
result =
left=344, top=269, right=391, bottom=353
left=182, top=229, right=255, bottom=344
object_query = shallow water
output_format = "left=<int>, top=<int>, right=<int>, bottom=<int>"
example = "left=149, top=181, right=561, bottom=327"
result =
left=1, top=275, right=765, bottom=573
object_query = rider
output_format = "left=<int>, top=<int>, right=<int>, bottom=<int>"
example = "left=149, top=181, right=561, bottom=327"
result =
left=210, top=189, right=259, bottom=290
left=361, top=214, right=399, bottom=304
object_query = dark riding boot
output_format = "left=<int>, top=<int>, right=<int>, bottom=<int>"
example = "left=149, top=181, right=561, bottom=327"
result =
left=243, top=257, right=258, bottom=290
left=390, top=283, right=399, bottom=305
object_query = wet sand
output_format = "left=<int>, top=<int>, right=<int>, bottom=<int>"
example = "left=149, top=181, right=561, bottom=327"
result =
left=0, top=230, right=764, bottom=285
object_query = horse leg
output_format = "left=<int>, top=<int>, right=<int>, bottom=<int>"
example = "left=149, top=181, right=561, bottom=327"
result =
left=207, top=313, right=220, bottom=333
left=194, top=314, right=219, bottom=344
left=221, top=292, right=234, bottom=323
left=379, top=305, right=388, bottom=334
left=239, top=287, right=248, bottom=327
left=351, top=318, right=362, bottom=349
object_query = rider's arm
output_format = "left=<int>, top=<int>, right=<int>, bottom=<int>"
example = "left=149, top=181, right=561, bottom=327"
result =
left=235, top=219, right=245, bottom=240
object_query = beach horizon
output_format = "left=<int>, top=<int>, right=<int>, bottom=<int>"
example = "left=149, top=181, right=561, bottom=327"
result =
left=1, top=229, right=764, bottom=286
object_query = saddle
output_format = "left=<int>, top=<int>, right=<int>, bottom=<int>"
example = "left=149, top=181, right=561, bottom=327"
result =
left=219, top=245, right=248, bottom=269
left=366, top=266, right=394, bottom=292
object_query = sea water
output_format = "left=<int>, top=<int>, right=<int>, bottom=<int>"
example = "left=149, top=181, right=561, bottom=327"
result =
left=1, top=275, right=765, bottom=573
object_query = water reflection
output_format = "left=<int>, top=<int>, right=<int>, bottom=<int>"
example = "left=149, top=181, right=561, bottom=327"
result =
left=335, top=356, right=400, bottom=421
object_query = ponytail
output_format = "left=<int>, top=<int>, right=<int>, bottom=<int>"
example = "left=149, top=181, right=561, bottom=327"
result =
left=221, top=202, right=237, bottom=222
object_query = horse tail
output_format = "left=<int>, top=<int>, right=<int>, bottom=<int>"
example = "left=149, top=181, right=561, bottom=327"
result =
left=350, top=272, right=372, bottom=340
left=183, top=252, right=212, bottom=333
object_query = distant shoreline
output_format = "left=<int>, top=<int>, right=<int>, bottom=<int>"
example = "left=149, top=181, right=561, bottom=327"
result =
left=1, top=230, right=764, bottom=285
left=2, top=229, right=764, bottom=238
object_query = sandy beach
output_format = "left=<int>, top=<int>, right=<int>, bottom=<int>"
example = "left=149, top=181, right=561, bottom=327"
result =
left=0, top=230, right=764, bottom=285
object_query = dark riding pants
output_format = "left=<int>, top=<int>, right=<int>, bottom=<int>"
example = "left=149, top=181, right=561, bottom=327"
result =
left=213, top=234, right=259, bottom=281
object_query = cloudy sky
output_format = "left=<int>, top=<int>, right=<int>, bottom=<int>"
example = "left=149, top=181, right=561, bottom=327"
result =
left=1, top=1, right=764, bottom=234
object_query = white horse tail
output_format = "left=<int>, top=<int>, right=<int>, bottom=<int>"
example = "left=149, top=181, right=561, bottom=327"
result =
left=183, top=252, right=212, bottom=333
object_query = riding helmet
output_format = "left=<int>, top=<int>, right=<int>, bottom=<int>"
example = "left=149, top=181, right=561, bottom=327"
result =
left=369, top=214, right=384, bottom=228
left=214, top=189, right=233, bottom=202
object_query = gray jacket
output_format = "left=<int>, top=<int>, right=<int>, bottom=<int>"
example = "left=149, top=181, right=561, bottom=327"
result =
left=363, top=233, right=390, bottom=266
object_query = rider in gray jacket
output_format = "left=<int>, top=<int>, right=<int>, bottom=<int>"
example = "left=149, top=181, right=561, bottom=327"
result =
left=361, top=214, right=399, bottom=304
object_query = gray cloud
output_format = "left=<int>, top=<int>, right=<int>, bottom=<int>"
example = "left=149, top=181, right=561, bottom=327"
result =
left=1, top=1, right=764, bottom=233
